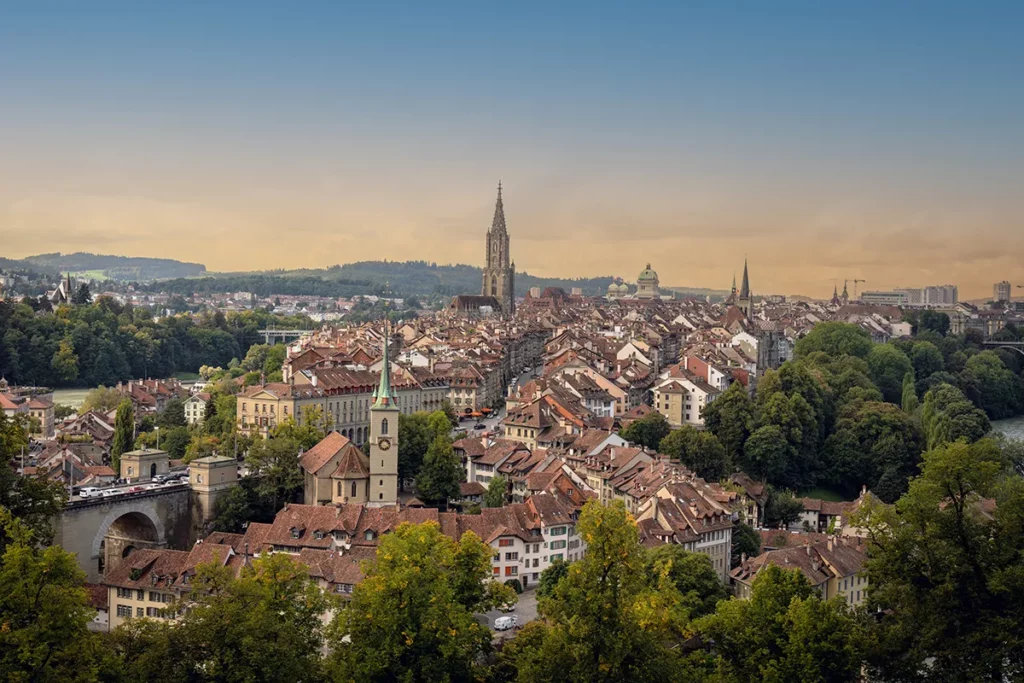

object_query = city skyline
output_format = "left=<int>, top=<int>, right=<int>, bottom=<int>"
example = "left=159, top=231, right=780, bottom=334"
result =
left=2, top=3, right=1023, bottom=298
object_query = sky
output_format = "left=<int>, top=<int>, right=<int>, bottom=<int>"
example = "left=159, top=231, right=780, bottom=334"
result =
left=1, top=1, right=1022, bottom=298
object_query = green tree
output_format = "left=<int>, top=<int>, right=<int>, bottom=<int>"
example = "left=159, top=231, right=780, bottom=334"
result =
left=427, top=410, right=452, bottom=439
left=270, top=405, right=326, bottom=450
left=156, top=397, right=186, bottom=428
left=918, top=310, right=950, bottom=336
left=961, top=350, right=1024, bottom=420
left=694, top=564, right=864, bottom=683
left=901, top=371, right=918, bottom=413
left=701, top=381, right=755, bottom=461
left=921, top=383, right=990, bottom=449
left=910, top=340, right=944, bottom=380
left=398, top=412, right=433, bottom=487
left=659, top=426, right=730, bottom=481
left=483, top=475, right=507, bottom=508
left=763, top=487, right=803, bottom=529
left=73, top=282, right=92, bottom=305
left=0, top=508, right=105, bottom=682
left=867, top=343, right=913, bottom=404
left=823, top=400, right=923, bottom=502
left=137, top=552, right=331, bottom=683
left=111, top=399, right=135, bottom=473
left=854, top=438, right=1024, bottom=682
left=416, top=434, right=463, bottom=505
left=50, top=338, right=79, bottom=383
left=643, top=544, right=727, bottom=617
left=240, top=343, right=271, bottom=372
left=741, top=425, right=795, bottom=485
left=794, top=322, right=872, bottom=359
left=731, top=520, right=761, bottom=567
left=245, top=436, right=303, bottom=511
left=537, top=558, right=569, bottom=598
left=440, top=399, right=459, bottom=428
left=517, top=501, right=691, bottom=683
left=0, top=418, right=67, bottom=549
left=618, top=411, right=671, bottom=451
left=326, top=522, right=513, bottom=683
left=80, top=386, right=122, bottom=414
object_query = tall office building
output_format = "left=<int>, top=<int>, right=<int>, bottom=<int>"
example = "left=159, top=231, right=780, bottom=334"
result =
left=994, top=281, right=1012, bottom=303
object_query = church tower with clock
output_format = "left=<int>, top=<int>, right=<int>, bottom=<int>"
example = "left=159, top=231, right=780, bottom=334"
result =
left=368, top=320, right=399, bottom=507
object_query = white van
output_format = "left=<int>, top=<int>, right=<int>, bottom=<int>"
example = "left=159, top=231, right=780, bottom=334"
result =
left=78, top=487, right=100, bottom=499
left=494, top=615, right=518, bottom=631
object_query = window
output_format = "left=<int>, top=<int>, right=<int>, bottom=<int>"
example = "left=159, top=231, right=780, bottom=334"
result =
left=146, top=607, right=166, bottom=618
left=136, top=590, right=144, bottom=601
left=117, top=587, right=132, bottom=599
left=136, top=607, right=145, bottom=618
left=365, top=530, right=375, bottom=541
left=550, top=553, right=564, bottom=562
left=351, top=481, right=357, bottom=498
left=149, top=591, right=161, bottom=602
left=381, top=418, right=389, bottom=435
left=550, top=540, right=566, bottom=550
left=533, top=558, right=539, bottom=568
left=493, top=566, right=500, bottom=575
left=127, top=466, right=134, bottom=476
left=549, top=526, right=567, bottom=536
left=116, top=604, right=132, bottom=618
left=505, top=552, right=519, bottom=561
left=498, top=538, right=514, bottom=548
left=505, top=566, right=518, bottom=576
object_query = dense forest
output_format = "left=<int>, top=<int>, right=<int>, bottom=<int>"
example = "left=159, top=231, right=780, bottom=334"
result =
left=137, top=274, right=380, bottom=299
left=0, top=297, right=312, bottom=388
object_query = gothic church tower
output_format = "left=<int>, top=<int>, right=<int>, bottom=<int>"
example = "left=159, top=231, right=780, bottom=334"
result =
left=367, top=319, right=399, bottom=507
left=738, top=258, right=753, bottom=319
left=481, top=182, right=515, bottom=315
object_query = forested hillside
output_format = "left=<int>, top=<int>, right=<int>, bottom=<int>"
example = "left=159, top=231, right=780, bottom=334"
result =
left=0, top=298, right=310, bottom=388
left=21, top=252, right=206, bottom=280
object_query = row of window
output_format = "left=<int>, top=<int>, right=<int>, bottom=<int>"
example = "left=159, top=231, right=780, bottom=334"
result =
left=115, top=604, right=169, bottom=619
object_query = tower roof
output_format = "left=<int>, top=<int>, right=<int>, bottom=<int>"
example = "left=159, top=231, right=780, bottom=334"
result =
left=490, top=181, right=506, bottom=233
left=372, top=317, right=396, bottom=409
left=740, top=259, right=750, bottom=298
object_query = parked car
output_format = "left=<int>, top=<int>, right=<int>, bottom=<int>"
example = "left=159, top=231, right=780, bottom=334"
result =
left=494, top=615, right=518, bottom=631
left=474, top=423, right=487, bottom=430
left=126, top=486, right=145, bottom=493
left=102, top=489, right=125, bottom=497
left=78, top=487, right=100, bottom=499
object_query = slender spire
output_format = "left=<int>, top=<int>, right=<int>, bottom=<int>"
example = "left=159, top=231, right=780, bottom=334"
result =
left=374, top=289, right=395, bottom=408
left=739, top=258, right=750, bottom=298
left=731, top=273, right=737, bottom=294
left=491, top=180, right=506, bottom=233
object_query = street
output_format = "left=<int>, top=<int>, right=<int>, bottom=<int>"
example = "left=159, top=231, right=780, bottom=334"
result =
left=453, top=368, right=535, bottom=439
left=484, top=587, right=538, bottom=636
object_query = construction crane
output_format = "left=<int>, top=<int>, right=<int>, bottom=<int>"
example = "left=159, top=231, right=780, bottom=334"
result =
left=852, top=279, right=866, bottom=299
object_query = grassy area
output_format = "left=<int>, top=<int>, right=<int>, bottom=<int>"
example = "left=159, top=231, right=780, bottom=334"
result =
left=799, top=486, right=849, bottom=502
left=70, top=269, right=110, bottom=281
left=174, top=372, right=202, bottom=381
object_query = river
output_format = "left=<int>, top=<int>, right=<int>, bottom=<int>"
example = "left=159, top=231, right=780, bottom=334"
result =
left=992, top=416, right=1024, bottom=442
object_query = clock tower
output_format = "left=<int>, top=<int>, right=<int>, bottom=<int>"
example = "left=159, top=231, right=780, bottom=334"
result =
left=368, top=319, right=399, bottom=507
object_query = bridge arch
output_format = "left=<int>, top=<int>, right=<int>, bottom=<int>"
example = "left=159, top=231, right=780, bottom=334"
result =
left=92, top=502, right=168, bottom=574
left=989, top=344, right=1024, bottom=358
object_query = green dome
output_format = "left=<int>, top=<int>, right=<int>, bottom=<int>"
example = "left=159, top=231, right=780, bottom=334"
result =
left=637, top=263, right=659, bottom=282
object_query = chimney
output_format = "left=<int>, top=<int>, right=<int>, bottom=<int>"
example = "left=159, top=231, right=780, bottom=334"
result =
left=806, top=543, right=811, bottom=556
left=741, top=552, right=747, bottom=564
left=311, top=374, right=318, bottom=387
left=827, top=537, right=834, bottom=551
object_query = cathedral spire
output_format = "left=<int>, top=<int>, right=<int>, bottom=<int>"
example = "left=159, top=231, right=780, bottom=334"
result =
left=739, top=258, right=750, bottom=298
left=731, top=273, right=737, bottom=294
left=373, top=304, right=395, bottom=408
left=491, top=180, right=506, bottom=233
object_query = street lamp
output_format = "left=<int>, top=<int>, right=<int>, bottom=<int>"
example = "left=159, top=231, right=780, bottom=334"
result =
left=154, top=425, right=160, bottom=450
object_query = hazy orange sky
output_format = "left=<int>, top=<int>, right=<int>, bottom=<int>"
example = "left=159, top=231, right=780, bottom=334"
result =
left=2, top=3, right=1022, bottom=299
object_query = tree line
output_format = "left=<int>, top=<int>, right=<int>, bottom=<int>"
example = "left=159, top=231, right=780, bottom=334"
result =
left=0, top=297, right=313, bottom=388
left=622, top=320, right=1023, bottom=507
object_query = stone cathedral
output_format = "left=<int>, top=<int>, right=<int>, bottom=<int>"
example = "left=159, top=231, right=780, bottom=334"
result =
left=481, top=182, right=516, bottom=315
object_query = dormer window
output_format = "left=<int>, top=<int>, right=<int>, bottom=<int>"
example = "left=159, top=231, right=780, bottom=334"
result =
left=314, top=530, right=324, bottom=540
left=364, top=530, right=375, bottom=541
left=290, top=528, right=301, bottom=539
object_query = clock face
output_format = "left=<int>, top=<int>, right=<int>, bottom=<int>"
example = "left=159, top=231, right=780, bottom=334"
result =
left=378, top=438, right=391, bottom=451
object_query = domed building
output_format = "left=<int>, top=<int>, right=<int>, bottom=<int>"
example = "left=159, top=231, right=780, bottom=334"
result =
left=635, top=263, right=660, bottom=300
left=606, top=280, right=630, bottom=300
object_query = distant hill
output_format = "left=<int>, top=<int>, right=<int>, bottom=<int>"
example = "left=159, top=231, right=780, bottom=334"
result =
left=22, top=252, right=206, bottom=281
left=221, top=261, right=619, bottom=298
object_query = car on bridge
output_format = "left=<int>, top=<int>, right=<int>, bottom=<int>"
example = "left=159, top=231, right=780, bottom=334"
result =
left=102, top=489, right=125, bottom=497
left=77, top=487, right=101, bottom=499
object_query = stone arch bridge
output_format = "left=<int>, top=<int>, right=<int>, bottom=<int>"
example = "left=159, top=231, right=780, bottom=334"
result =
left=53, top=485, right=219, bottom=583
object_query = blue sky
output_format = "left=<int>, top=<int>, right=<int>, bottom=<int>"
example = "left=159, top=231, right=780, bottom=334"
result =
left=1, top=2, right=1022, bottom=296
